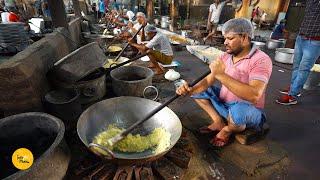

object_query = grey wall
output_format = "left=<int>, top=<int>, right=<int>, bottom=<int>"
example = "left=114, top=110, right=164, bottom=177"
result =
left=0, top=20, right=82, bottom=116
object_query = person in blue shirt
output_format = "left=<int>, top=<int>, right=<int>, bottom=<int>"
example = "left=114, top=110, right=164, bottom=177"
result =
left=271, top=19, right=288, bottom=40
left=111, top=0, right=120, bottom=11
left=98, top=0, right=105, bottom=18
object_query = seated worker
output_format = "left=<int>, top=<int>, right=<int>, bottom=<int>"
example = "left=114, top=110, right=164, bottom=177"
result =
left=111, top=9, right=135, bottom=28
left=127, top=12, right=148, bottom=44
left=128, top=25, right=173, bottom=75
left=271, top=19, right=288, bottom=40
left=121, top=9, right=135, bottom=23
left=176, top=18, right=272, bottom=147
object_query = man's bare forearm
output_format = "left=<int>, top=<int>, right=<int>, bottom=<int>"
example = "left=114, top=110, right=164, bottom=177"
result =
left=215, top=73, right=262, bottom=103
left=189, top=73, right=215, bottom=95
left=128, top=42, right=148, bottom=52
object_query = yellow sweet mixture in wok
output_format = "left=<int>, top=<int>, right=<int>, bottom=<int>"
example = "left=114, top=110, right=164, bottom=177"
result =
left=311, top=64, right=320, bottom=72
left=107, top=46, right=122, bottom=52
left=93, top=125, right=171, bottom=153
left=168, top=35, right=188, bottom=44
left=103, top=57, right=130, bottom=68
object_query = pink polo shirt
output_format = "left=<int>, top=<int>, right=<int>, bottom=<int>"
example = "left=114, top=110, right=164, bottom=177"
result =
left=218, top=47, right=272, bottom=109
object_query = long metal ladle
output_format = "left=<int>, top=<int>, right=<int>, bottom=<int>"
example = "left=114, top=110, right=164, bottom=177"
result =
left=88, top=69, right=212, bottom=159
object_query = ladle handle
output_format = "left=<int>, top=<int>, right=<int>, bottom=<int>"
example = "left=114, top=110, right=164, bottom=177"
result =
left=114, top=25, right=145, bottom=62
left=89, top=143, right=115, bottom=159
left=107, top=69, right=212, bottom=147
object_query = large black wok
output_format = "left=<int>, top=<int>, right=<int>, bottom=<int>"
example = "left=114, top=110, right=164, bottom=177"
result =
left=77, top=96, right=182, bottom=164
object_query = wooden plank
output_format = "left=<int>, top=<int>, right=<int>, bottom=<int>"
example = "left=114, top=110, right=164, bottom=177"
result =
left=165, top=148, right=192, bottom=169
left=235, top=123, right=270, bottom=145
left=113, top=166, right=134, bottom=180
left=134, top=165, right=154, bottom=180
left=152, top=157, right=185, bottom=180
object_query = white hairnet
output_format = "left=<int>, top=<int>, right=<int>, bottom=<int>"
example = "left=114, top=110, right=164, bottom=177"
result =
left=136, top=12, right=146, bottom=18
left=222, top=18, right=254, bottom=39
left=145, top=25, right=157, bottom=33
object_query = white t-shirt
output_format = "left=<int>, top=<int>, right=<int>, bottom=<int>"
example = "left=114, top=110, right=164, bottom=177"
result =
left=132, top=22, right=142, bottom=31
left=126, top=11, right=135, bottom=21
left=209, top=1, right=226, bottom=23
left=131, top=22, right=149, bottom=44
left=146, top=32, right=173, bottom=56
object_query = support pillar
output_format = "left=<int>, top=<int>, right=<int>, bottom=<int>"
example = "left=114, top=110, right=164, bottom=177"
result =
left=146, top=0, right=154, bottom=19
left=187, top=0, right=190, bottom=19
left=47, top=0, right=68, bottom=28
left=72, top=0, right=81, bottom=17
left=170, top=0, right=178, bottom=31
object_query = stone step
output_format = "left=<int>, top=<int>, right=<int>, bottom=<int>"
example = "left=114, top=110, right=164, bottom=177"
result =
left=235, top=123, right=270, bottom=145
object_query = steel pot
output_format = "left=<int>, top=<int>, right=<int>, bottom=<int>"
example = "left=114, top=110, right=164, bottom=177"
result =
left=274, top=48, right=294, bottom=64
left=161, top=16, right=169, bottom=22
left=51, top=72, right=106, bottom=105
left=110, top=65, right=158, bottom=100
left=252, top=41, right=266, bottom=49
left=266, top=39, right=285, bottom=49
left=44, top=89, right=82, bottom=131
left=161, top=21, right=169, bottom=29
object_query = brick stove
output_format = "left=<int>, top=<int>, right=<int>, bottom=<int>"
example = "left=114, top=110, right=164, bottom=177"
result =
left=67, top=130, right=194, bottom=180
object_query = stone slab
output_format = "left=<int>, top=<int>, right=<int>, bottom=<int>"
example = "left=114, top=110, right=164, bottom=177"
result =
left=0, top=28, right=74, bottom=115
left=218, top=139, right=290, bottom=176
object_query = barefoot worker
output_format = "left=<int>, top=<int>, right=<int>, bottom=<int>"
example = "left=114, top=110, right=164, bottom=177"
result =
left=176, top=18, right=272, bottom=147
left=128, top=24, right=173, bottom=75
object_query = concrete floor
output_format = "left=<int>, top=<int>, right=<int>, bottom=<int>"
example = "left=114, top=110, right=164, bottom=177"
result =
left=150, top=47, right=320, bottom=179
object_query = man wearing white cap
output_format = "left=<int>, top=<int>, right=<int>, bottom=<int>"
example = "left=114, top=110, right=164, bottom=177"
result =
left=128, top=24, right=173, bottom=75
left=127, top=12, right=148, bottom=43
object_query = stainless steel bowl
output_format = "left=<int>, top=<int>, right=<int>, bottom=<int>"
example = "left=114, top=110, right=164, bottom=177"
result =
left=274, top=48, right=294, bottom=64
left=252, top=41, right=266, bottom=49
left=266, top=39, right=285, bottom=49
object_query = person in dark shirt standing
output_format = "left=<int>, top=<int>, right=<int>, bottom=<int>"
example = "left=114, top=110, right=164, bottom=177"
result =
left=271, top=19, right=288, bottom=40
left=276, top=0, right=320, bottom=105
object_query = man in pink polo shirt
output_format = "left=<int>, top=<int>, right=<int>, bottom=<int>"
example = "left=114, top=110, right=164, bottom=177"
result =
left=176, top=18, right=272, bottom=147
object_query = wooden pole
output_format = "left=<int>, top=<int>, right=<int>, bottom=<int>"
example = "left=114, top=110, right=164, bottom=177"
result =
left=146, top=0, right=154, bottom=19
left=187, top=0, right=190, bottom=19
left=72, top=0, right=81, bottom=17
left=159, top=0, right=162, bottom=16
left=170, top=0, right=178, bottom=31
left=137, top=0, right=141, bottom=11
left=47, top=0, right=68, bottom=28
